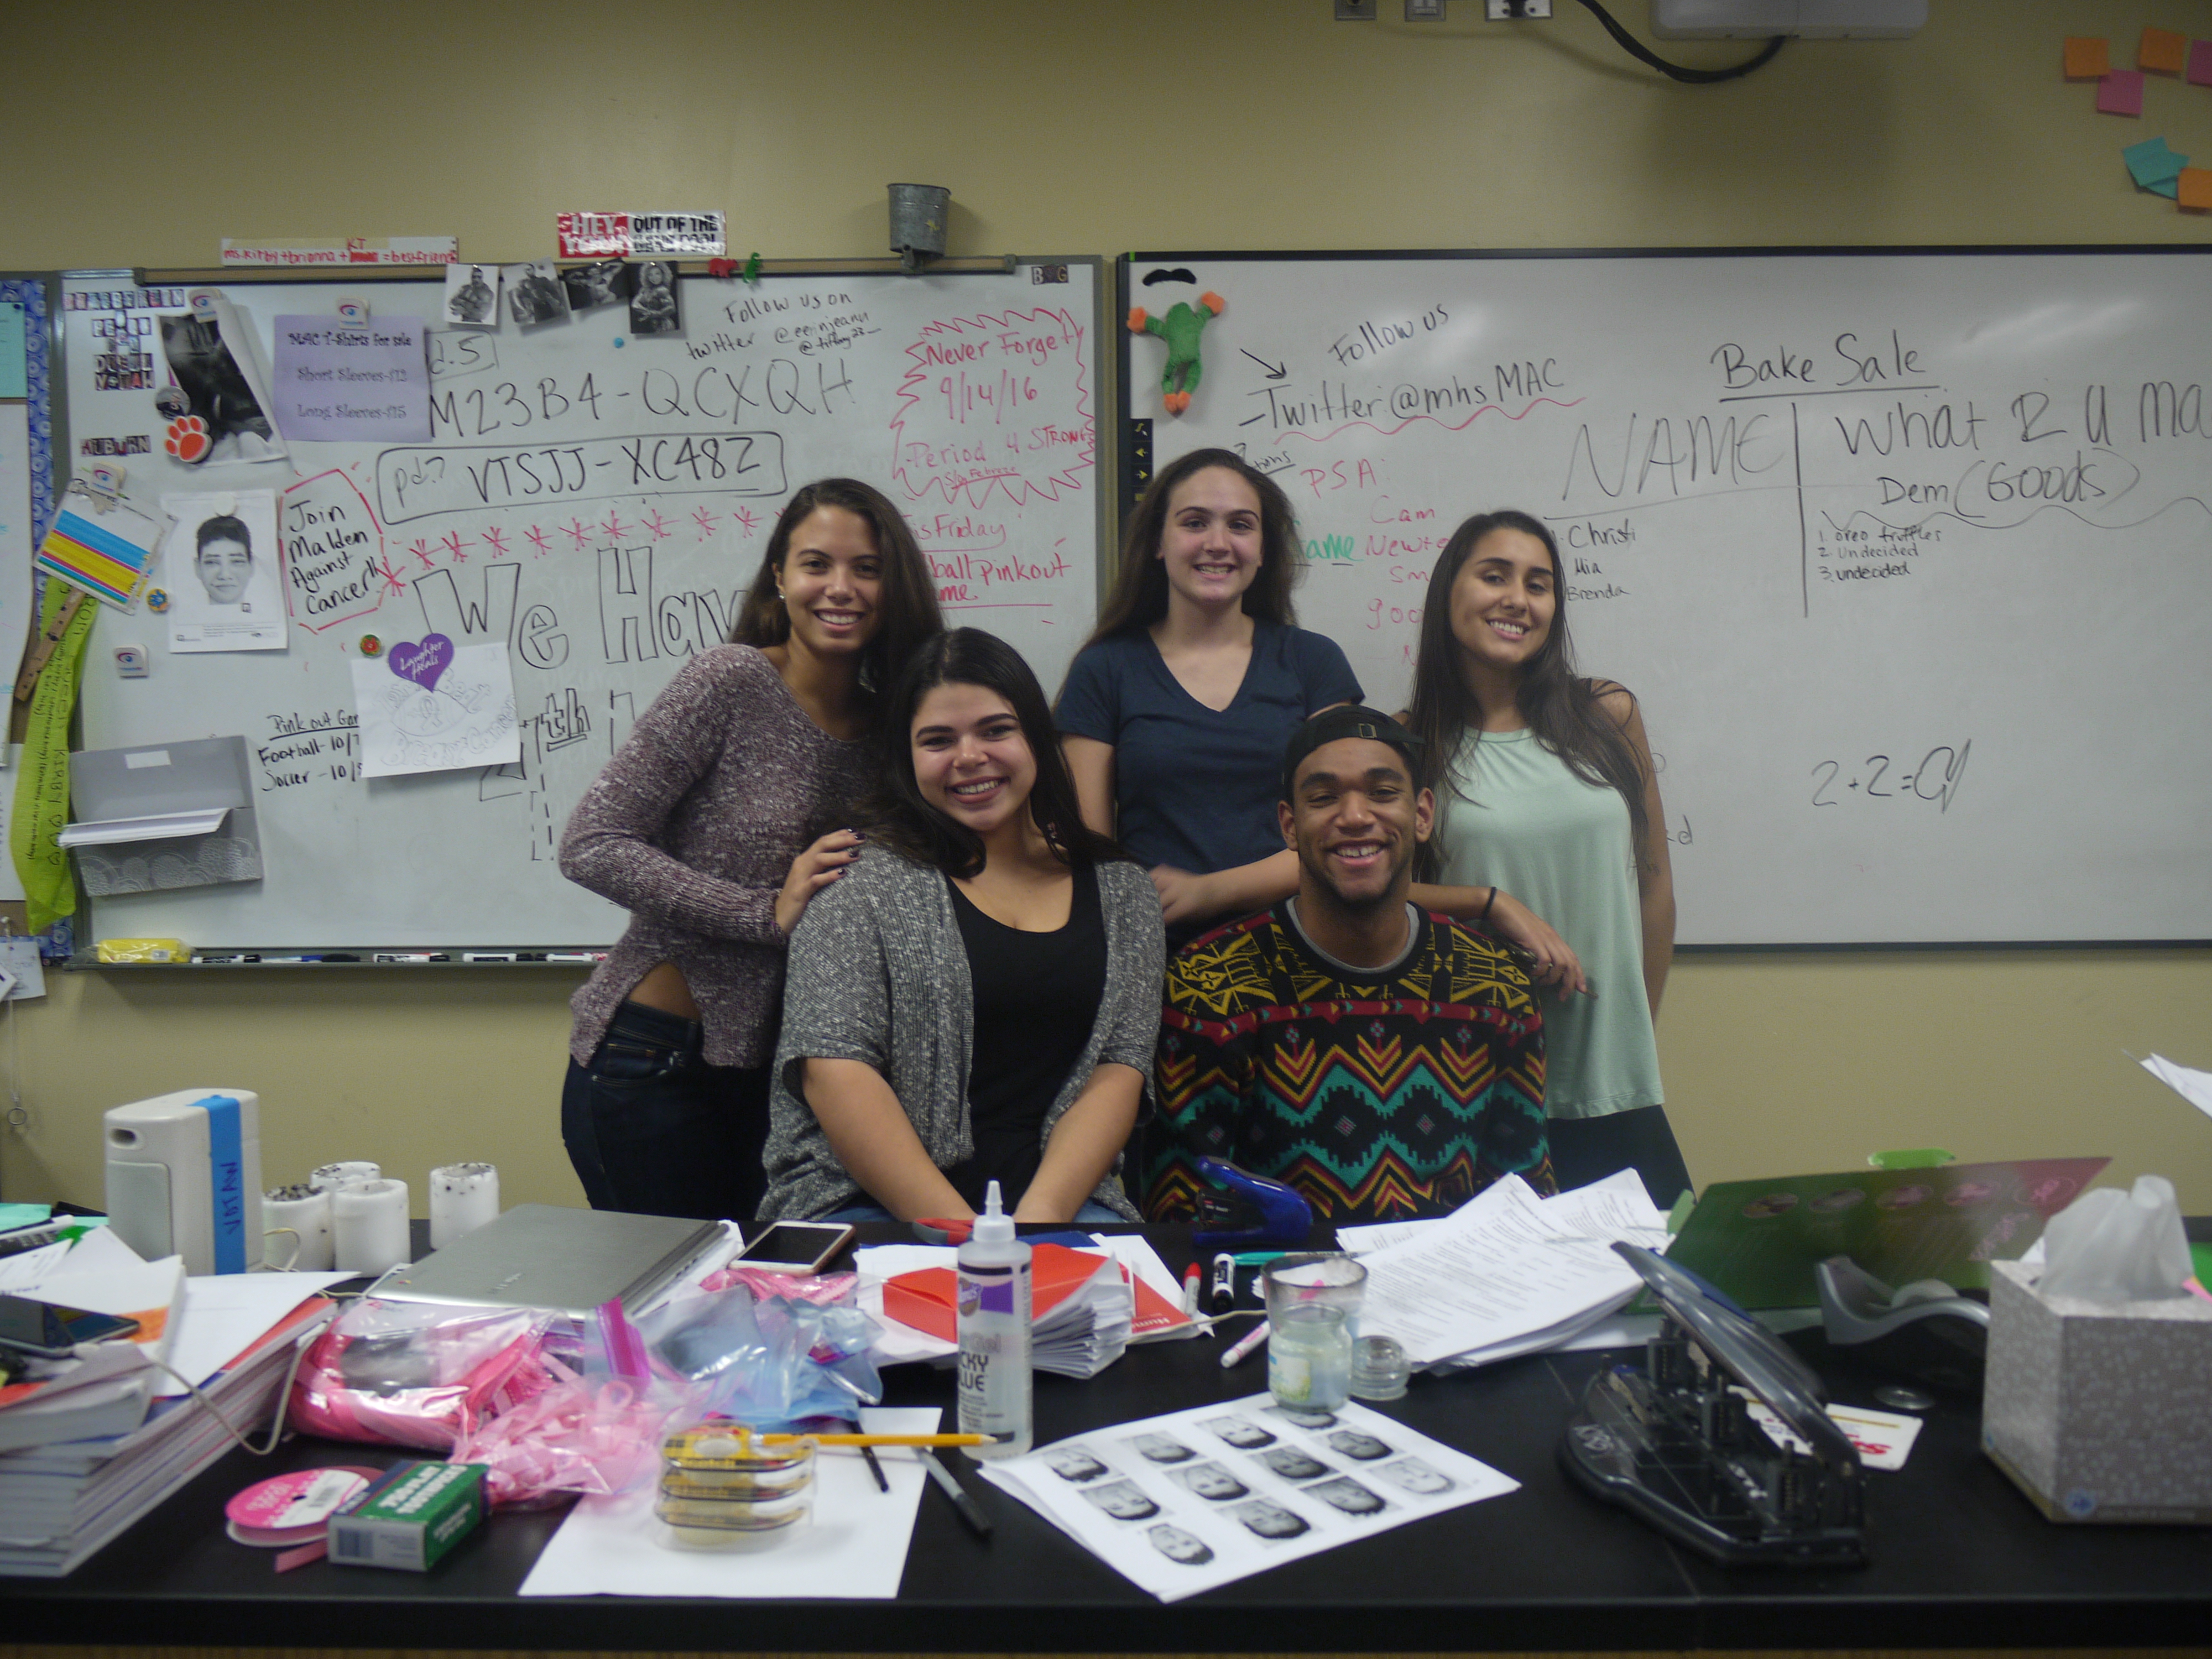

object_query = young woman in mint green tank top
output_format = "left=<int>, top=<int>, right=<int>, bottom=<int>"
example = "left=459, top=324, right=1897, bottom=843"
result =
left=1401, top=510, right=1690, bottom=1207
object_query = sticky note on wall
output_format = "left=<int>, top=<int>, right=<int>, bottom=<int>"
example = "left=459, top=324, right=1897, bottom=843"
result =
left=2064, top=37, right=2111, bottom=80
left=2178, top=168, right=2212, bottom=212
left=2139, top=28, right=2188, bottom=74
left=2190, top=39, right=2212, bottom=87
left=2097, top=71, right=2145, bottom=117
left=2124, top=137, right=2188, bottom=196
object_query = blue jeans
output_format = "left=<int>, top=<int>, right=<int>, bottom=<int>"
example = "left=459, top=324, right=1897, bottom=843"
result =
left=1546, top=1104, right=1693, bottom=1211
left=816, top=1200, right=1126, bottom=1225
left=561, top=1000, right=770, bottom=1221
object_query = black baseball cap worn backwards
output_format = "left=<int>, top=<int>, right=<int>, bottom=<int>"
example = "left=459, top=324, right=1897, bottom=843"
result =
left=1280, top=705, right=1426, bottom=801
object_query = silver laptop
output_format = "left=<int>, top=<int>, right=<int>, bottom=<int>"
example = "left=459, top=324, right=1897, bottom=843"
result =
left=365, top=1203, right=729, bottom=1321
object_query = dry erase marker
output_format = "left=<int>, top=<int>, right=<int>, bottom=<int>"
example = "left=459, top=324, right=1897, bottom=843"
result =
left=1220, top=1319, right=1271, bottom=1369
left=546, top=951, right=606, bottom=963
left=374, top=952, right=448, bottom=964
left=462, top=951, right=542, bottom=963
left=1209, top=1252, right=1237, bottom=1316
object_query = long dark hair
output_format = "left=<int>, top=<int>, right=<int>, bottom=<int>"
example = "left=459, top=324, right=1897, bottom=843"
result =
left=728, top=478, right=943, bottom=718
left=1406, top=510, right=1650, bottom=869
left=869, top=629, right=1125, bottom=879
left=1083, top=448, right=1302, bottom=646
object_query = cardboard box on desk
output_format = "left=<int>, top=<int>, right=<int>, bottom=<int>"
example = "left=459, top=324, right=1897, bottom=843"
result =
left=1982, top=1259, right=2212, bottom=1524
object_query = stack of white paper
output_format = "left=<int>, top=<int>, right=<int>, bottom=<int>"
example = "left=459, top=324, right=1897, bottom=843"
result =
left=1030, top=1256, right=1135, bottom=1376
left=0, top=1306, right=333, bottom=1577
left=975, top=1394, right=1517, bottom=1603
left=2140, top=1051, right=2212, bottom=1121
left=856, top=1234, right=1188, bottom=1370
left=520, top=1407, right=941, bottom=1599
left=0, top=1233, right=345, bottom=1577
left=0, top=1230, right=186, bottom=1454
left=1348, top=1172, right=1671, bottom=1372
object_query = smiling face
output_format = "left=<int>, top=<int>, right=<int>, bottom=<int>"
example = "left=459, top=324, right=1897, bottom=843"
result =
left=1156, top=465, right=1263, bottom=614
left=778, top=506, right=882, bottom=660
left=1281, top=736, right=1433, bottom=912
left=911, top=681, right=1037, bottom=844
left=1449, top=525, right=1557, bottom=685
left=195, top=535, right=253, bottom=605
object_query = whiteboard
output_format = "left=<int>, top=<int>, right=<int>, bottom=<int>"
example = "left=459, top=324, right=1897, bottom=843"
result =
left=1124, top=250, right=2212, bottom=946
left=62, top=262, right=1103, bottom=947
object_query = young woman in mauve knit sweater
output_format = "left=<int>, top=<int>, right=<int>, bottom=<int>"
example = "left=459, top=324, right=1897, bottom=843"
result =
left=557, top=479, right=943, bottom=1220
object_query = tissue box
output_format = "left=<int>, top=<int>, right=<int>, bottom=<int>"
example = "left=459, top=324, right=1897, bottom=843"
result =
left=1981, top=1260, right=2212, bottom=1524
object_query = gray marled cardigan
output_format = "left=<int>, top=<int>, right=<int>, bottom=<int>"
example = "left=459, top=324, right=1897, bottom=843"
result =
left=757, top=846, right=1165, bottom=1222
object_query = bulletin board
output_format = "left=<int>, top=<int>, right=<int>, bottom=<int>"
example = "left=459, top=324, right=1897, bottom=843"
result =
left=56, top=260, right=1105, bottom=950
left=1125, top=248, right=2212, bottom=946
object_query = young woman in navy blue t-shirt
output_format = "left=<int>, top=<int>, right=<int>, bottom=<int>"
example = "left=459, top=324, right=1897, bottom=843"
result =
left=1057, top=449, right=1361, bottom=946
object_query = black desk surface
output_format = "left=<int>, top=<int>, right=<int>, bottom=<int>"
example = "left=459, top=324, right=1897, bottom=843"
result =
left=4, top=1233, right=2210, bottom=1651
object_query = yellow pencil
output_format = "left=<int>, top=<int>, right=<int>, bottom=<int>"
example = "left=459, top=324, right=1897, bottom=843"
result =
left=750, top=1431, right=1003, bottom=1448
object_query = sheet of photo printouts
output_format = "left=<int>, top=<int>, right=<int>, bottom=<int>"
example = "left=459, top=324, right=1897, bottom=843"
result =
left=972, top=1393, right=1516, bottom=1602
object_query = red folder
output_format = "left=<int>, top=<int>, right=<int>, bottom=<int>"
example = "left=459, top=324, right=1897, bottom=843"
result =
left=883, top=1242, right=1189, bottom=1340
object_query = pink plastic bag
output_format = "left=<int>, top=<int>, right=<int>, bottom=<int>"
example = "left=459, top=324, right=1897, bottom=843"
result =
left=289, top=1300, right=554, bottom=1450
left=450, top=1353, right=687, bottom=1509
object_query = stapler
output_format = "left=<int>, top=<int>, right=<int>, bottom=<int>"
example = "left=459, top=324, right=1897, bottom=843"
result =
left=1190, top=1157, right=1312, bottom=1251
left=1814, top=1254, right=1989, bottom=1396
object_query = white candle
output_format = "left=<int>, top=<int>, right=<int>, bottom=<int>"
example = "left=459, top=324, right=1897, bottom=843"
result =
left=429, top=1162, right=500, bottom=1250
left=310, top=1160, right=380, bottom=1193
left=262, top=1183, right=333, bottom=1271
left=331, top=1178, right=410, bottom=1274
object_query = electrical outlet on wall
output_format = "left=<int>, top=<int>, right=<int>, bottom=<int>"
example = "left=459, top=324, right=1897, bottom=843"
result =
left=1335, top=0, right=1379, bottom=19
left=1486, top=1, right=1553, bottom=17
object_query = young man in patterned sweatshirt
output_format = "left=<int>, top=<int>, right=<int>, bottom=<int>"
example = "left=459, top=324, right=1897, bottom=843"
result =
left=1147, top=706, right=1554, bottom=1224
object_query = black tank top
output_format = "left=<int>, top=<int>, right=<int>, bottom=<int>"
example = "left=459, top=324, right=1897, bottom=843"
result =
left=940, top=862, right=1106, bottom=1210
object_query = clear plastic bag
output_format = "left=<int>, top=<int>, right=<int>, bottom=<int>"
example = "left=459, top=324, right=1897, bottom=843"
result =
left=638, top=1270, right=883, bottom=1428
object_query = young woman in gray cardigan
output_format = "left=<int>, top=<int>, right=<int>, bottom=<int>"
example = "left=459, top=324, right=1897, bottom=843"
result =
left=759, top=630, right=1165, bottom=1224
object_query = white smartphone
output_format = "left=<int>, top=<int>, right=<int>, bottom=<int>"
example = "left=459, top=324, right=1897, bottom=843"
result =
left=734, top=1221, right=856, bottom=1275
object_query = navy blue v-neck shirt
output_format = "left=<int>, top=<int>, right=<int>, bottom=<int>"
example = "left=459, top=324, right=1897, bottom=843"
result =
left=1056, top=622, right=1361, bottom=878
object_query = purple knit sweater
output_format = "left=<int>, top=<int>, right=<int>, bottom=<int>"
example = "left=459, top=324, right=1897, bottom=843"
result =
left=561, top=645, right=873, bottom=1069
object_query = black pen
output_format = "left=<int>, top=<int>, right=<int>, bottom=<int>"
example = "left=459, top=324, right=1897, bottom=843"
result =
left=919, top=1448, right=991, bottom=1538
left=860, top=1444, right=889, bottom=1493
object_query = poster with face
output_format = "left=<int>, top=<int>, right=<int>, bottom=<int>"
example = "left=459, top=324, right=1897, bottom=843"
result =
left=561, top=258, right=632, bottom=312
left=503, top=259, right=571, bottom=327
left=159, top=301, right=286, bottom=465
left=443, top=263, right=501, bottom=328
left=629, top=260, right=681, bottom=335
left=160, top=490, right=285, bottom=652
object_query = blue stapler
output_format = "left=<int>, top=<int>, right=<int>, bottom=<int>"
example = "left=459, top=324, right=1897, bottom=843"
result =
left=1190, top=1157, right=1312, bottom=1251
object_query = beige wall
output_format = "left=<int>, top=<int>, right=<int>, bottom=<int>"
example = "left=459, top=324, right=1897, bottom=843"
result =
left=3, top=0, right=2208, bottom=1214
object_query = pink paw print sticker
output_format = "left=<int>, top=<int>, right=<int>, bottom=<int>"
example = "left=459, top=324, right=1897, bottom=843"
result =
left=164, top=416, right=211, bottom=463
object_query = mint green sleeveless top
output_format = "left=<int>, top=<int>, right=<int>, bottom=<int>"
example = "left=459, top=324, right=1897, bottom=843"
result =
left=1433, top=727, right=1662, bottom=1120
